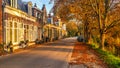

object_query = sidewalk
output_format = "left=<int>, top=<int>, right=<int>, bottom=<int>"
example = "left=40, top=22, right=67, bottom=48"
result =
left=69, top=42, right=108, bottom=68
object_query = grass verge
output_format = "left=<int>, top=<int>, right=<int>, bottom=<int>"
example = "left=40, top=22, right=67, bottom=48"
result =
left=90, top=44, right=120, bottom=68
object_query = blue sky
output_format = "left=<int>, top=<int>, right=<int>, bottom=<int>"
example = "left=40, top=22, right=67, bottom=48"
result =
left=22, top=0, right=53, bottom=13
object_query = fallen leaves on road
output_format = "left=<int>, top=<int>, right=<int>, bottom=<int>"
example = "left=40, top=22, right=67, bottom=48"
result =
left=69, top=42, right=108, bottom=68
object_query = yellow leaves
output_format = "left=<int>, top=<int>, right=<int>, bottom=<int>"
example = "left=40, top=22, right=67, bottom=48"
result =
left=69, top=4, right=75, bottom=13
left=68, top=3, right=82, bottom=14
left=67, top=21, right=77, bottom=29
left=66, top=21, right=78, bottom=36
left=69, top=4, right=76, bottom=13
left=66, top=21, right=78, bottom=31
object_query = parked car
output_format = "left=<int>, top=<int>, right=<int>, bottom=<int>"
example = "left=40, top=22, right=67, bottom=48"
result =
left=77, top=35, right=84, bottom=42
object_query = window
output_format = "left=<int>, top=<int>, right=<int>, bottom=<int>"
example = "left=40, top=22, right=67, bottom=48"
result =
left=18, top=23, right=24, bottom=42
left=11, top=0, right=16, bottom=8
left=10, top=29, right=12, bottom=42
left=13, top=0, right=14, bottom=7
left=37, top=13, right=40, bottom=18
left=28, top=5, right=32, bottom=15
left=14, top=29, right=17, bottom=42
left=14, top=22, right=17, bottom=28
left=10, top=22, right=12, bottom=28
left=6, top=21, right=19, bottom=44
left=10, top=22, right=12, bottom=42
left=14, top=22, right=17, bottom=42
left=11, top=0, right=13, bottom=7
left=36, top=12, right=38, bottom=17
left=20, top=23, right=23, bottom=28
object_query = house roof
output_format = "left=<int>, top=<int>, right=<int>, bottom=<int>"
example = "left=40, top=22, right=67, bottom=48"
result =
left=3, top=0, right=28, bottom=13
left=3, top=0, right=47, bottom=18
left=18, top=0, right=28, bottom=13
left=3, top=0, right=10, bottom=5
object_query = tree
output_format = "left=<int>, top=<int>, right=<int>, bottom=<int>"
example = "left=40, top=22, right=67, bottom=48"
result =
left=66, top=21, right=78, bottom=37
left=89, top=0, right=120, bottom=50
left=50, top=0, right=120, bottom=50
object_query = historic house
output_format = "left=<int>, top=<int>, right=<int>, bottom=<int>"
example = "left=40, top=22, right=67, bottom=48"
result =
left=1, top=0, right=67, bottom=51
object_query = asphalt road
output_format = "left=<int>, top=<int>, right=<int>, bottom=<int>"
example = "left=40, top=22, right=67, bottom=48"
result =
left=0, top=37, right=76, bottom=68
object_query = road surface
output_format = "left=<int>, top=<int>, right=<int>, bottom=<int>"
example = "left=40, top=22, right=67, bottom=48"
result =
left=0, top=37, right=76, bottom=68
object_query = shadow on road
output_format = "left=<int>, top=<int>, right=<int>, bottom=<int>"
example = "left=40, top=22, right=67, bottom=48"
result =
left=0, top=52, right=67, bottom=68
left=0, top=38, right=77, bottom=68
left=29, top=38, right=76, bottom=53
left=31, top=46, right=73, bottom=53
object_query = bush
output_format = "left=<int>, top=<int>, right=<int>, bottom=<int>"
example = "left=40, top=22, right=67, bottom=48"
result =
left=115, top=46, right=120, bottom=57
left=90, top=43, right=99, bottom=49
left=25, top=40, right=29, bottom=45
left=19, top=41, right=25, bottom=46
left=92, top=36, right=100, bottom=44
left=7, top=41, right=13, bottom=49
left=0, top=44, right=4, bottom=55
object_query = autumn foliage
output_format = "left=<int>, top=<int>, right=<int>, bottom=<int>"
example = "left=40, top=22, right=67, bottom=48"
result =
left=66, top=21, right=78, bottom=37
left=51, top=0, right=120, bottom=56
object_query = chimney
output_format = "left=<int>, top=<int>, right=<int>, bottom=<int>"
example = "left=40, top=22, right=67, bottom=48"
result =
left=34, top=3, right=37, bottom=8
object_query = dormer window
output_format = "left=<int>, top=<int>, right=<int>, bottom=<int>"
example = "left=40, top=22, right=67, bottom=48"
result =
left=28, top=1, right=32, bottom=16
left=37, top=13, right=40, bottom=18
left=10, top=0, right=17, bottom=8
left=36, top=12, right=38, bottom=17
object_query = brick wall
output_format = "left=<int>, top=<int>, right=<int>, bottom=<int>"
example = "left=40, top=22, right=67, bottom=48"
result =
left=0, top=1, right=3, bottom=43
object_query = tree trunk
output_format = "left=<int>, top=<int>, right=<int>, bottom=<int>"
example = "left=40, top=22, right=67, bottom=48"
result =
left=100, top=33, right=105, bottom=50
left=83, top=15, right=89, bottom=42
left=88, top=33, right=92, bottom=44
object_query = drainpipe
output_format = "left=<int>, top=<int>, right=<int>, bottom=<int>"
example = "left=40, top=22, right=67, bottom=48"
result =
left=1, top=1, right=5, bottom=44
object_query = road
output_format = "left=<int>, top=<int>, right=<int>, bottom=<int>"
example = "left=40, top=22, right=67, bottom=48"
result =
left=0, top=37, right=76, bottom=68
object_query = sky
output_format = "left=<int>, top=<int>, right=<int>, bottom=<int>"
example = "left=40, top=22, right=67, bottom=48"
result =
left=22, top=0, right=53, bottom=13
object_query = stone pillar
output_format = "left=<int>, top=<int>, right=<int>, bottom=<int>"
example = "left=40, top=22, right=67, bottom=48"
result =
left=0, top=0, right=3, bottom=43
